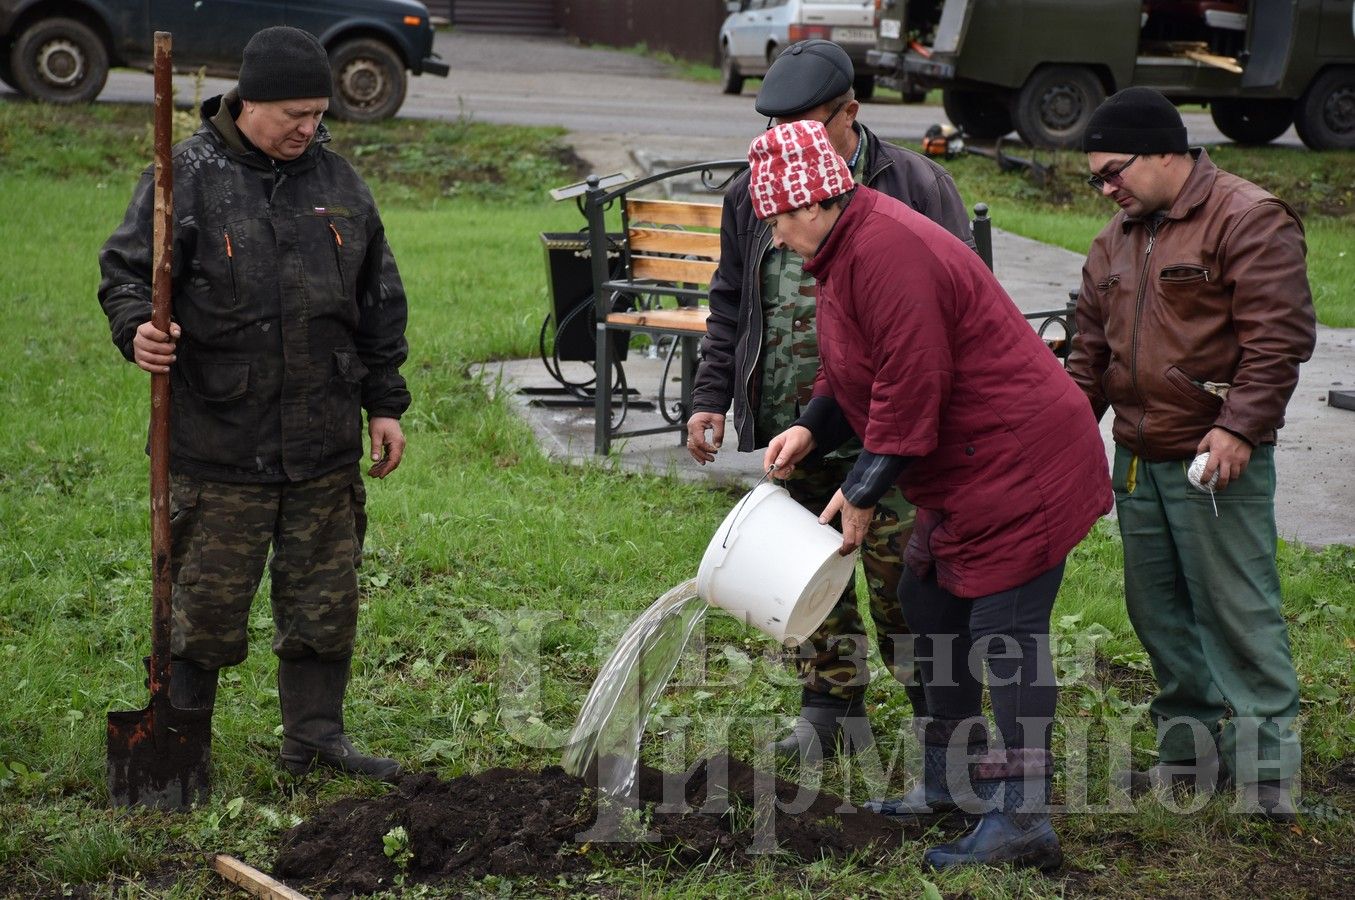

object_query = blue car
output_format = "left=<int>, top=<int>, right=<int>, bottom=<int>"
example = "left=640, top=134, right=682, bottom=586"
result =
left=0, top=0, right=448, bottom=121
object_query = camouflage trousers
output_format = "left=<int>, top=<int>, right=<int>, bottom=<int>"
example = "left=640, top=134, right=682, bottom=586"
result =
left=169, top=464, right=366, bottom=670
left=782, top=458, right=924, bottom=706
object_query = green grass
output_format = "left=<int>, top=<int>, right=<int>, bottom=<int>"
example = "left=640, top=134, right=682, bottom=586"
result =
left=608, top=42, right=724, bottom=83
left=931, top=146, right=1355, bottom=327
left=1, top=103, right=1352, bottom=897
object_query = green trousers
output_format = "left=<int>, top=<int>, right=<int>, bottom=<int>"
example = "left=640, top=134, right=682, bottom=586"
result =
left=1113, top=444, right=1300, bottom=782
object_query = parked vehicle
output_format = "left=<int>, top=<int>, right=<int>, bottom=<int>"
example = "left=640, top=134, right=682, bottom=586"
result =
left=0, top=0, right=449, bottom=121
left=869, top=0, right=1355, bottom=150
left=720, top=0, right=880, bottom=99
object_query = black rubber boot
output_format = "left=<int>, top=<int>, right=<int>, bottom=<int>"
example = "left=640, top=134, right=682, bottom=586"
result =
left=169, top=657, right=219, bottom=711
left=864, top=718, right=987, bottom=819
left=770, top=694, right=872, bottom=764
left=278, top=654, right=401, bottom=782
left=923, top=753, right=1063, bottom=873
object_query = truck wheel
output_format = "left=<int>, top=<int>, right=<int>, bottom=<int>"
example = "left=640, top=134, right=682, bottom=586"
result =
left=0, top=46, right=15, bottom=91
left=942, top=89, right=1013, bottom=140
left=328, top=39, right=407, bottom=122
left=10, top=17, right=109, bottom=104
left=1294, top=68, right=1355, bottom=151
left=1011, top=65, right=1105, bottom=149
left=854, top=74, right=876, bottom=102
left=720, top=43, right=744, bottom=95
left=1209, top=98, right=1294, bottom=145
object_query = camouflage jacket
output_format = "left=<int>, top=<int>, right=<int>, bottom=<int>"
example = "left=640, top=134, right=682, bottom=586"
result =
left=692, top=123, right=974, bottom=452
left=98, top=91, right=410, bottom=484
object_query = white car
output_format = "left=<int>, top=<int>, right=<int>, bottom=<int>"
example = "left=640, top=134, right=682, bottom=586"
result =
left=719, top=0, right=880, bottom=99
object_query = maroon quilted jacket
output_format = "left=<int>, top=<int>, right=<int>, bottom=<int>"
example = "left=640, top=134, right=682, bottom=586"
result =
left=805, top=187, right=1112, bottom=598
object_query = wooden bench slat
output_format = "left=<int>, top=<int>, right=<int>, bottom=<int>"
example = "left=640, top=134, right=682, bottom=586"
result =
left=627, top=227, right=721, bottom=258
left=627, top=198, right=723, bottom=229
left=632, top=255, right=718, bottom=285
left=606, top=307, right=709, bottom=333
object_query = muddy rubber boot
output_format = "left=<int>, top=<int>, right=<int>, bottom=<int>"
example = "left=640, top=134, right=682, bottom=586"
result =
left=278, top=654, right=401, bottom=782
left=923, top=751, right=1062, bottom=874
left=1113, top=750, right=1227, bottom=798
left=770, top=695, right=872, bottom=764
left=1245, top=779, right=1298, bottom=823
left=864, top=718, right=986, bottom=820
left=169, top=657, right=219, bottom=711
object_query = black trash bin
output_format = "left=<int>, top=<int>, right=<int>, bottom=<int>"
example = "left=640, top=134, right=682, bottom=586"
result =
left=540, top=232, right=628, bottom=362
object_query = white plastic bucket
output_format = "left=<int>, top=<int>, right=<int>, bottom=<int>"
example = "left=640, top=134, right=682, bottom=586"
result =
left=697, top=482, right=858, bottom=646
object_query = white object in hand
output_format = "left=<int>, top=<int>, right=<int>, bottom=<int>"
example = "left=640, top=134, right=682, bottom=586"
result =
left=1187, top=452, right=1220, bottom=517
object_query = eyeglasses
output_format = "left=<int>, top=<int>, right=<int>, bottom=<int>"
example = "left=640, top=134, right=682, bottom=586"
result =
left=1086, top=155, right=1139, bottom=192
left=769, top=98, right=851, bottom=132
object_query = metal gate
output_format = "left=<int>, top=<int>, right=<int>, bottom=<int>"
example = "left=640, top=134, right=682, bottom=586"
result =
left=453, top=0, right=559, bottom=34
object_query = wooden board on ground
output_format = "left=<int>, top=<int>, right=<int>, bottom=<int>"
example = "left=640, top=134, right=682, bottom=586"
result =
left=212, top=854, right=310, bottom=900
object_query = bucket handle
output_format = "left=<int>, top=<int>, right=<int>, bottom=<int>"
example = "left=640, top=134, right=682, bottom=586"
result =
left=721, top=464, right=777, bottom=549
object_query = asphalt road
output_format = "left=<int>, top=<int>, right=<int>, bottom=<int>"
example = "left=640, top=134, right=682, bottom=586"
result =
left=4, top=29, right=1302, bottom=172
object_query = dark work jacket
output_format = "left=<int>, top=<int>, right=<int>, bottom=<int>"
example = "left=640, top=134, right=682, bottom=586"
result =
left=98, top=92, right=410, bottom=483
left=691, top=123, right=974, bottom=452
left=805, top=187, right=1111, bottom=597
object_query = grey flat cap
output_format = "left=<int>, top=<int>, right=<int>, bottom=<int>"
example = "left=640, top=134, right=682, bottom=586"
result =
left=755, top=40, right=854, bottom=118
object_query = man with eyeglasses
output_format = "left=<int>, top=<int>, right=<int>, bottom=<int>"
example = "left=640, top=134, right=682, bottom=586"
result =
left=1067, top=87, right=1316, bottom=820
left=687, top=38, right=974, bottom=772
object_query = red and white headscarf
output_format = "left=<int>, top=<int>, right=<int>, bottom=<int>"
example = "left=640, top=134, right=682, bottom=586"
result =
left=747, top=120, right=854, bottom=220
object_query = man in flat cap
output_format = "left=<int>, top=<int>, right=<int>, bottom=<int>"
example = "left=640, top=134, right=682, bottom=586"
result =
left=687, top=39, right=975, bottom=784
left=99, top=26, right=410, bottom=782
left=1068, top=87, right=1315, bottom=819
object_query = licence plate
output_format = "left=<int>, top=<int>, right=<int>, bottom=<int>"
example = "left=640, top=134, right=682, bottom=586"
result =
left=879, top=19, right=901, bottom=40
left=832, top=27, right=877, bottom=44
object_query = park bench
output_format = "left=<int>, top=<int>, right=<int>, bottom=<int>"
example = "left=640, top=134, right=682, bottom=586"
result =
left=551, top=165, right=1077, bottom=456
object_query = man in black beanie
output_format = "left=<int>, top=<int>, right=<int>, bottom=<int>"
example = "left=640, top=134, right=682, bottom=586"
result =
left=1068, top=87, right=1315, bottom=821
left=98, top=26, right=411, bottom=783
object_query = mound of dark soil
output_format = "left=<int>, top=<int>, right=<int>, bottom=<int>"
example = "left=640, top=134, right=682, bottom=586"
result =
left=273, top=753, right=916, bottom=896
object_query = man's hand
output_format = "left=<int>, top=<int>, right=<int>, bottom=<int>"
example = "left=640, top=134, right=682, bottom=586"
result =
left=686, top=412, right=725, bottom=465
left=132, top=320, right=181, bottom=374
left=763, top=425, right=816, bottom=475
left=820, top=489, right=872, bottom=557
left=1197, top=427, right=1252, bottom=490
left=368, top=417, right=405, bottom=478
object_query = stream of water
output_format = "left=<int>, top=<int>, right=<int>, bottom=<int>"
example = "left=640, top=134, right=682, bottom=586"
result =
left=561, top=577, right=706, bottom=800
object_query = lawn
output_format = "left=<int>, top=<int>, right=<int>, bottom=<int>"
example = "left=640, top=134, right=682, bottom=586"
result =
left=0, top=101, right=1352, bottom=897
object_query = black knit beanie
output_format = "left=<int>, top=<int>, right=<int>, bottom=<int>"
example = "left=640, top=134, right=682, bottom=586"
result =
left=237, top=27, right=332, bottom=102
left=1082, top=87, right=1188, bottom=154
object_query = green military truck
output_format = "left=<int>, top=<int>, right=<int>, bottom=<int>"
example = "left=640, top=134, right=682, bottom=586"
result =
left=868, top=0, right=1355, bottom=150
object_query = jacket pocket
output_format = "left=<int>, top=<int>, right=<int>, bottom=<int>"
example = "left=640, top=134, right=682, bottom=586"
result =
left=323, top=349, right=369, bottom=462
left=184, top=360, right=250, bottom=402
left=1163, top=365, right=1224, bottom=411
left=1158, top=264, right=1211, bottom=284
left=1095, top=274, right=1120, bottom=291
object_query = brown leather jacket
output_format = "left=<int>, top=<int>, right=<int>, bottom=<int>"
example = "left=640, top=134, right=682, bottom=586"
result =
left=1067, top=149, right=1316, bottom=461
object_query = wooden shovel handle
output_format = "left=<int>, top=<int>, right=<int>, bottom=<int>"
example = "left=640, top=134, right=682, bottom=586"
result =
left=148, top=31, right=173, bottom=701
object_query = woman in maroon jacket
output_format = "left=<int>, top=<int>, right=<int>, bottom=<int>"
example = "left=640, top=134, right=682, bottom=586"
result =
left=751, top=121, right=1112, bottom=872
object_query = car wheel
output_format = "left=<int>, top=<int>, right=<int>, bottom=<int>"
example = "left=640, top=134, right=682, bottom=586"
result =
left=10, top=17, right=109, bottom=104
left=853, top=74, right=876, bottom=102
left=1011, top=65, right=1105, bottom=149
left=1294, top=67, right=1355, bottom=151
left=720, top=43, right=744, bottom=95
left=328, top=38, right=407, bottom=123
left=942, top=88, right=1013, bottom=140
left=1209, top=98, right=1294, bottom=145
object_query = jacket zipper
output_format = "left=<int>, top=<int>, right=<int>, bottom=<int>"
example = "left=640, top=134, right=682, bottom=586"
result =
left=223, top=230, right=239, bottom=305
left=328, top=221, right=345, bottom=281
left=1130, top=227, right=1157, bottom=452
left=741, top=225, right=774, bottom=441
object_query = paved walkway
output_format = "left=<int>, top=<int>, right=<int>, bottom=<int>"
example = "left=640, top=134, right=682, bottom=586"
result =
left=487, top=147, right=1355, bottom=548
